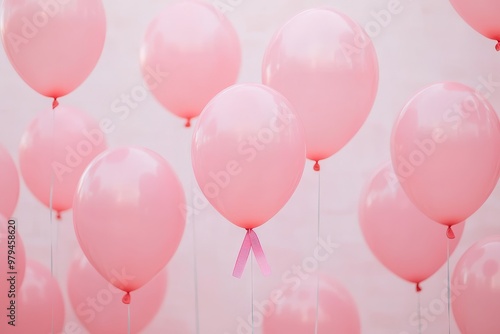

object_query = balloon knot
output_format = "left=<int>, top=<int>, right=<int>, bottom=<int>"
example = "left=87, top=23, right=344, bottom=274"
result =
left=313, top=161, right=320, bottom=172
left=185, top=118, right=191, bottom=128
left=56, top=211, right=62, bottom=220
left=122, top=292, right=131, bottom=304
left=416, top=282, right=422, bottom=293
left=496, top=41, right=500, bottom=52
left=446, top=226, right=455, bottom=240
left=52, top=98, right=59, bottom=109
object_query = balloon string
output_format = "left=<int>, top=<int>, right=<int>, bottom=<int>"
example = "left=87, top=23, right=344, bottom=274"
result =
left=128, top=303, right=131, bottom=334
left=447, top=237, right=451, bottom=334
left=50, top=105, right=55, bottom=334
left=251, top=253, right=254, bottom=334
left=314, top=169, right=321, bottom=334
left=418, top=290, right=422, bottom=334
left=190, top=168, right=200, bottom=334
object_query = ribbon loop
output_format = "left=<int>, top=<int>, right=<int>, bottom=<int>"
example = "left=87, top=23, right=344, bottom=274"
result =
left=233, top=229, right=271, bottom=278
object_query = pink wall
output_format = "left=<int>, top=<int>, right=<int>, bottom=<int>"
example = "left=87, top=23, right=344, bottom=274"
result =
left=1, top=0, right=499, bottom=333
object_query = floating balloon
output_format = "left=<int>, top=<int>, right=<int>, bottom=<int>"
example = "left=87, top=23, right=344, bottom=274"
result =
left=262, top=276, right=361, bottom=334
left=359, top=163, right=464, bottom=291
left=450, top=0, right=500, bottom=50
left=263, top=7, right=378, bottom=169
left=141, top=0, right=241, bottom=127
left=0, top=260, right=65, bottom=333
left=192, top=83, right=305, bottom=277
left=19, top=105, right=107, bottom=218
left=73, top=147, right=185, bottom=302
left=0, top=0, right=106, bottom=106
left=68, top=254, right=167, bottom=333
left=391, top=82, right=500, bottom=237
left=452, top=235, right=500, bottom=333
left=0, top=144, right=19, bottom=218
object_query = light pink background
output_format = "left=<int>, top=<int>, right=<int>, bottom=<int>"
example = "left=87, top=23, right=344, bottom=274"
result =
left=1, top=0, right=499, bottom=333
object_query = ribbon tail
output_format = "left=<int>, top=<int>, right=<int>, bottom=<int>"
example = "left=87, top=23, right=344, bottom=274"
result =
left=233, top=230, right=252, bottom=278
left=248, top=229, right=271, bottom=276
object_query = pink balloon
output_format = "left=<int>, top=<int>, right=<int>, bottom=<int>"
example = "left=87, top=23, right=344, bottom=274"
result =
left=450, top=0, right=500, bottom=50
left=192, top=84, right=305, bottom=229
left=0, top=260, right=65, bottom=333
left=452, top=235, right=500, bottom=333
left=263, top=276, right=360, bottom=334
left=68, top=254, right=167, bottom=334
left=19, top=105, right=107, bottom=217
left=141, top=0, right=241, bottom=126
left=359, top=163, right=464, bottom=289
left=391, top=82, right=500, bottom=228
left=73, top=147, right=185, bottom=295
left=263, top=8, right=379, bottom=166
left=0, top=144, right=19, bottom=218
left=0, top=0, right=106, bottom=99
left=0, top=215, right=26, bottom=301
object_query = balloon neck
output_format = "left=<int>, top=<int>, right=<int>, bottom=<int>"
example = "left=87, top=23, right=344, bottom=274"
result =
left=122, top=292, right=131, bottom=304
left=416, top=282, right=422, bottom=293
left=496, top=41, right=500, bottom=52
left=313, top=161, right=320, bottom=172
left=446, top=226, right=455, bottom=240
left=185, top=118, right=191, bottom=128
left=52, top=97, right=59, bottom=109
left=56, top=211, right=62, bottom=220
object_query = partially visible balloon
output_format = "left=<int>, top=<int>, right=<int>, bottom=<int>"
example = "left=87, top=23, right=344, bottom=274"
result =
left=192, top=83, right=305, bottom=230
left=141, top=0, right=241, bottom=126
left=19, top=105, right=107, bottom=217
left=452, top=236, right=500, bottom=333
left=68, top=254, right=167, bottom=334
left=263, top=8, right=378, bottom=167
left=359, top=163, right=464, bottom=290
left=0, top=0, right=106, bottom=102
left=263, top=276, right=361, bottom=334
left=450, top=0, right=500, bottom=50
left=0, top=260, right=65, bottom=333
left=0, top=144, right=19, bottom=218
left=391, top=82, right=500, bottom=233
left=73, top=147, right=185, bottom=297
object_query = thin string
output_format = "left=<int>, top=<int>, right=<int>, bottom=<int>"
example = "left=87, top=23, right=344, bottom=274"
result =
left=418, top=291, right=422, bottom=334
left=128, top=303, right=131, bottom=334
left=314, top=169, right=321, bottom=334
left=447, top=237, right=451, bottom=334
left=188, top=128, right=201, bottom=334
left=251, top=253, right=254, bottom=334
left=50, top=105, right=55, bottom=334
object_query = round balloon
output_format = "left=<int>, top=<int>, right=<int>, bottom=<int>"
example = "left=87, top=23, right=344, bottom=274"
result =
left=391, top=82, right=500, bottom=228
left=68, top=254, right=167, bottom=333
left=263, top=275, right=361, bottom=334
left=73, top=146, right=185, bottom=295
left=263, top=8, right=378, bottom=166
left=0, top=144, right=19, bottom=218
left=141, top=0, right=241, bottom=126
left=19, top=105, right=107, bottom=217
left=192, top=83, right=306, bottom=229
left=450, top=0, right=500, bottom=50
left=0, top=0, right=106, bottom=99
left=359, top=163, right=464, bottom=289
left=452, top=235, right=500, bottom=333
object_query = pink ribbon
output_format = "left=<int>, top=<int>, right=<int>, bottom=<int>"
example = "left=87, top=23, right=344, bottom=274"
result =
left=233, top=229, right=271, bottom=278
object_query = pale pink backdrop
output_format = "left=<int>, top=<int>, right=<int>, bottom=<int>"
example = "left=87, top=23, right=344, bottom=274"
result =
left=1, top=0, right=499, bottom=333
